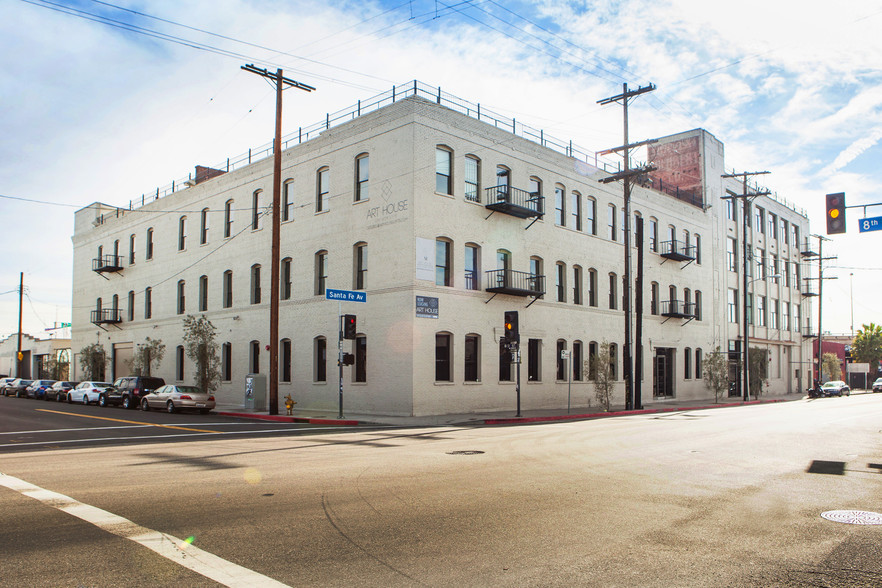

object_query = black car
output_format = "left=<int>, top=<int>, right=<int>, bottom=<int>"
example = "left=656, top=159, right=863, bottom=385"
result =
left=6, top=379, right=33, bottom=397
left=46, top=381, right=80, bottom=402
left=102, top=376, right=166, bottom=409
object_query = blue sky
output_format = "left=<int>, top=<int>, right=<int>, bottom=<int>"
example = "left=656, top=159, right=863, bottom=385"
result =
left=2, top=0, right=882, bottom=341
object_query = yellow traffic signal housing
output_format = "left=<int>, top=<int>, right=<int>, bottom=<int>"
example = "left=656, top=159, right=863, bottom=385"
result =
left=826, top=192, right=846, bottom=234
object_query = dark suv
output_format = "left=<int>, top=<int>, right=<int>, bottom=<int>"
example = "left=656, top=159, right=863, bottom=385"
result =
left=103, top=376, right=166, bottom=409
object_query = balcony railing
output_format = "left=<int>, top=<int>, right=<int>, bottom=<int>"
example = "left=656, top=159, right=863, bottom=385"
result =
left=801, top=278, right=817, bottom=297
left=659, top=240, right=696, bottom=262
left=92, top=254, right=123, bottom=273
left=800, top=238, right=817, bottom=257
left=484, top=185, right=544, bottom=219
left=660, top=299, right=695, bottom=319
left=802, top=327, right=817, bottom=338
left=91, top=308, right=122, bottom=325
left=485, top=269, right=545, bottom=297
left=464, top=270, right=480, bottom=291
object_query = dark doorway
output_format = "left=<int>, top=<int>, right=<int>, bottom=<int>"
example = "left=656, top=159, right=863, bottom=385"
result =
left=653, top=348, right=674, bottom=398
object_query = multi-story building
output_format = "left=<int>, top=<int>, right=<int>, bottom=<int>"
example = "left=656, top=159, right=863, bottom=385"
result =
left=70, top=82, right=812, bottom=417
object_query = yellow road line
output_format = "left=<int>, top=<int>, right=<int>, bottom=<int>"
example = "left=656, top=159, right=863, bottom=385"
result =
left=36, top=409, right=220, bottom=434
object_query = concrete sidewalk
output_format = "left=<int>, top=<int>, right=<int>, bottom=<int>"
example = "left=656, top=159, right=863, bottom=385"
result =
left=218, top=391, right=813, bottom=427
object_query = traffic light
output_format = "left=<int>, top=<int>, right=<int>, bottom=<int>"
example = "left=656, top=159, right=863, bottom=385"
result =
left=343, top=314, right=357, bottom=339
left=504, top=311, right=519, bottom=342
left=826, top=192, right=846, bottom=234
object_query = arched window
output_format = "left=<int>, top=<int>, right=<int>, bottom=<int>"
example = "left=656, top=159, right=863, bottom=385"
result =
left=250, top=340, right=260, bottom=374
left=496, top=165, right=511, bottom=194
left=129, top=234, right=136, bottom=264
left=127, top=290, right=135, bottom=321
left=177, top=280, right=186, bottom=314
left=556, top=339, right=567, bottom=381
left=252, top=189, right=262, bottom=230
left=315, top=250, right=328, bottom=295
left=573, top=265, right=583, bottom=305
left=464, top=334, right=480, bottom=382
left=200, top=207, right=209, bottom=244
left=354, top=242, right=367, bottom=290
left=146, top=228, right=153, bottom=260
left=554, top=183, right=566, bottom=226
left=435, top=332, right=452, bottom=382
left=572, top=340, right=583, bottom=381
left=222, top=342, right=232, bottom=381
left=609, top=273, right=618, bottom=309
left=555, top=261, right=567, bottom=302
left=355, top=153, right=369, bottom=202
left=464, top=243, right=480, bottom=291
left=282, top=180, right=294, bottom=221
left=250, top=264, right=262, bottom=304
left=588, top=341, right=598, bottom=380
left=649, top=217, right=658, bottom=252
left=281, top=257, right=292, bottom=300
left=608, top=204, right=617, bottom=241
left=314, top=337, right=326, bottom=382
left=176, top=345, right=184, bottom=381
left=464, top=155, right=481, bottom=202
left=224, top=200, right=233, bottom=238
left=529, top=255, right=542, bottom=295
left=608, top=343, right=618, bottom=380
left=529, top=176, right=542, bottom=198
left=685, top=347, right=692, bottom=379
left=571, top=190, right=582, bottom=231
left=651, top=282, right=659, bottom=315
left=178, top=216, right=186, bottom=251
left=435, top=146, right=452, bottom=195
left=223, top=270, right=233, bottom=308
left=436, top=238, right=452, bottom=286
left=695, top=348, right=703, bottom=380
left=694, top=290, right=702, bottom=321
left=587, top=268, right=597, bottom=307
left=586, top=196, right=597, bottom=235
left=199, top=275, right=208, bottom=311
left=280, top=338, right=292, bottom=383
left=316, top=167, right=330, bottom=212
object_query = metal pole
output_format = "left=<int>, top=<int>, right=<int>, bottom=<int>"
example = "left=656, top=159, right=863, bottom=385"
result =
left=742, top=177, right=751, bottom=401
left=338, top=302, right=344, bottom=419
left=516, top=339, right=522, bottom=417
left=567, top=350, right=572, bottom=413
left=16, top=272, right=23, bottom=378
left=816, top=238, right=824, bottom=384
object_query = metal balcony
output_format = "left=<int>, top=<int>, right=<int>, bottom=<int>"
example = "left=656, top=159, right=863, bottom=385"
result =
left=802, top=328, right=817, bottom=339
left=801, top=278, right=817, bottom=297
left=659, top=240, right=696, bottom=262
left=91, top=308, right=122, bottom=325
left=660, top=299, right=695, bottom=319
left=800, top=238, right=817, bottom=257
left=484, top=186, right=544, bottom=219
left=485, top=269, right=545, bottom=297
left=92, top=254, right=123, bottom=273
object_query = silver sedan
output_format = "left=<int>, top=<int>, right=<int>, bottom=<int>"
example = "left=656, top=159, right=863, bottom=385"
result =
left=140, top=385, right=216, bottom=414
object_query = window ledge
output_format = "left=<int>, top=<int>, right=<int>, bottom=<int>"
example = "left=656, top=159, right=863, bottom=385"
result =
left=433, top=381, right=455, bottom=386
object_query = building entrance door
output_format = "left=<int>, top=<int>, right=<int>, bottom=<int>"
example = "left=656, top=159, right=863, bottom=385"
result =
left=653, top=348, right=674, bottom=398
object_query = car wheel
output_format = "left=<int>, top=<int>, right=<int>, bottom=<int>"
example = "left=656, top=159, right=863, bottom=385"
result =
left=141, top=398, right=150, bottom=411
left=57, top=393, right=65, bottom=402
left=166, top=401, right=175, bottom=414
left=122, top=395, right=132, bottom=410
left=15, top=390, right=21, bottom=398
left=67, top=393, right=73, bottom=403
left=83, top=395, right=90, bottom=405
left=98, top=394, right=107, bottom=407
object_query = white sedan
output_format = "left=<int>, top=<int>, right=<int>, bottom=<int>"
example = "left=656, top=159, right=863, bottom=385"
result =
left=69, top=381, right=115, bottom=405
left=140, top=385, right=216, bottom=414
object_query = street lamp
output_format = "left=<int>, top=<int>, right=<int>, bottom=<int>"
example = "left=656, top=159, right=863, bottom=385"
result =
left=742, top=273, right=781, bottom=401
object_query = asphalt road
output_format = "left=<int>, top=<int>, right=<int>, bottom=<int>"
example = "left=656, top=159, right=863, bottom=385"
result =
left=2, top=394, right=882, bottom=587
left=0, top=395, right=375, bottom=452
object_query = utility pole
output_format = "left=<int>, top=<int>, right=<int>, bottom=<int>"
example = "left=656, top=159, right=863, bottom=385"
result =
left=597, top=82, right=656, bottom=411
left=809, top=235, right=835, bottom=382
left=241, top=64, right=314, bottom=415
left=17, top=272, right=23, bottom=378
left=721, top=171, right=770, bottom=401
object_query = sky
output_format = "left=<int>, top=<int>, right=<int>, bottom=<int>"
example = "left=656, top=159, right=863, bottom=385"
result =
left=2, top=0, right=882, bottom=343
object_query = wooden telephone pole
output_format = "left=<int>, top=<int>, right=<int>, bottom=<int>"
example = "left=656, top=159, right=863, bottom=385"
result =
left=241, top=64, right=314, bottom=415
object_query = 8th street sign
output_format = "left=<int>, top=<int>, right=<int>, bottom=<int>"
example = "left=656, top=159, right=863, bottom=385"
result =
left=859, top=216, right=882, bottom=233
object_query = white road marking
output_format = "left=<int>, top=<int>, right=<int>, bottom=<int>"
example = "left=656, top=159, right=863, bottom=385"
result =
left=0, top=472, right=290, bottom=587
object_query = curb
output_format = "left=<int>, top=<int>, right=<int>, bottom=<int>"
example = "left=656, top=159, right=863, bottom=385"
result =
left=482, top=398, right=787, bottom=425
left=217, top=412, right=360, bottom=426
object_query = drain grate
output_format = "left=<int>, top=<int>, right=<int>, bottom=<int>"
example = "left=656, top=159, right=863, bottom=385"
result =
left=821, top=510, right=882, bottom=525
left=446, top=450, right=485, bottom=455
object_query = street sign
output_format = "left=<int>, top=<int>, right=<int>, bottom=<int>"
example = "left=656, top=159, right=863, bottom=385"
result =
left=325, top=288, right=366, bottom=302
left=859, top=216, right=882, bottom=233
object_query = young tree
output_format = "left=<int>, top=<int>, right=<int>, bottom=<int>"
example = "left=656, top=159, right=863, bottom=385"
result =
left=852, top=323, right=882, bottom=375
left=590, top=340, right=615, bottom=412
left=702, top=346, right=729, bottom=402
left=821, top=352, right=842, bottom=382
left=182, top=315, right=220, bottom=394
left=78, top=343, right=106, bottom=380
left=47, top=354, right=70, bottom=381
left=748, top=347, right=769, bottom=397
left=130, top=337, right=166, bottom=376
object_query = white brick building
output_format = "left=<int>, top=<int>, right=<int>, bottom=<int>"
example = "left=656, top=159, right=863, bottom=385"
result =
left=71, top=82, right=812, bottom=416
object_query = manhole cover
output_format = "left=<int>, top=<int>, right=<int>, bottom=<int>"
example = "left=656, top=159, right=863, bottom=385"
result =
left=821, top=510, right=882, bottom=525
left=446, top=450, right=484, bottom=455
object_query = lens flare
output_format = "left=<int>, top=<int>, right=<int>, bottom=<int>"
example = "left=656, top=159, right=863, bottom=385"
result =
left=179, top=536, right=195, bottom=549
left=243, top=467, right=262, bottom=485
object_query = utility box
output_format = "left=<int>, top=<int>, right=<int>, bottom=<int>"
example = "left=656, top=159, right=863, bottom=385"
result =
left=245, top=373, right=267, bottom=411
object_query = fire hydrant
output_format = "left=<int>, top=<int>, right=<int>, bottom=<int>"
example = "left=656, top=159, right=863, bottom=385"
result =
left=284, top=394, right=296, bottom=415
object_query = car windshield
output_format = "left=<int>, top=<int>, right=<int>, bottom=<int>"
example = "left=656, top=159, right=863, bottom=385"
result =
left=822, top=382, right=840, bottom=388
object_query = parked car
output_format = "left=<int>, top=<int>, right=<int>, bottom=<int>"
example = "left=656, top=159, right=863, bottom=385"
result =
left=6, top=379, right=34, bottom=397
left=26, top=380, right=57, bottom=399
left=140, top=385, right=216, bottom=414
left=46, top=381, right=80, bottom=402
left=821, top=380, right=850, bottom=397
left=69, top=381, right=116, bottom=405
left=0, top=377, right=18, bottom=395
left=873, top=378, right=882, bottom=393
left=104, top=376, right=166, bottom=409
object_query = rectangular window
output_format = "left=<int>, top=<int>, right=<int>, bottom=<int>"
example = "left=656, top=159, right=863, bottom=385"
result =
left=355, top=244, right=367, bottom=290
left=127, top=291, right=134, bottom=321
left=649, top=218, right=658, bottom=252
left=609, top=274, right=617, bottom=310
left=771, top=299, right=779, bottom=329
left=781, top=218, right=789, bottom=244
left=464, top=335, right=479, bottom=382
left=281, top=339, right=291, bottom=383
left=435, top=240, right=451, bottom=286
left=199, top=276, right=208, bottom=312
left=222, top=343, right=231, bottom=381
left=355, top=155, right=369, bottom=202
left=746, top=293, right=754, bottom=325
left=465, top=244, right=479, bottom=291
left=756, top=248, right=765, bottom=279
left=768, top=212, right=777, bottom=239
left=316, top=168, right=329, bottom=212
left=794, top=305, right=801, bottom=333
left=251, top=266, right=261, bottom=304
left=572, top=341, right=583, bottom=381
left=728, top=289, right=739, bottom=323
left=355, top=336, right=367, bottom=383
left=283, top=181, right=293, bottom=221
left=145, top=287, right=152, bottom=319
left=651, top=282, right=659, bottom=315
left=176, top=346, right=184, bottom=381
left=783, top=302, right=791, bottom=331
left=555, top=185, right=565, bottom=226
left=435, top=333, right=451, bottom=381
left=146, top=228, right=154, bottom=260
left=757, top=295, right=766, bottom=327
left=755, top=207, right=765, bottom=233
left=435, top=148, right=452, bottom=195
left=726, top=195, right=735, bottom=220
left=251, top=341, right=260, bottom=374
left=727, top=237, right=738, bottom=272
left=464, top=156, right=480, bottom=202
left=573, top=266, right=582, bottom=305
left=528, top=338, right=541, bottom=382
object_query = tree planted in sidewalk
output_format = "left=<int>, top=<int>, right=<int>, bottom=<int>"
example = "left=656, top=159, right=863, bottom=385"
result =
left=182, top=315, right=220, bottom=394
left=852, top=322, right=882, bottom=374
left=78, top=343, right=106, bottom=380
left=590, top=340, right=615, bottom=412
left=130, top=337, right=166, bottom=376
left=702, top=346, right=729, bottom=403
left=821, top=352, right=841, bottom=382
